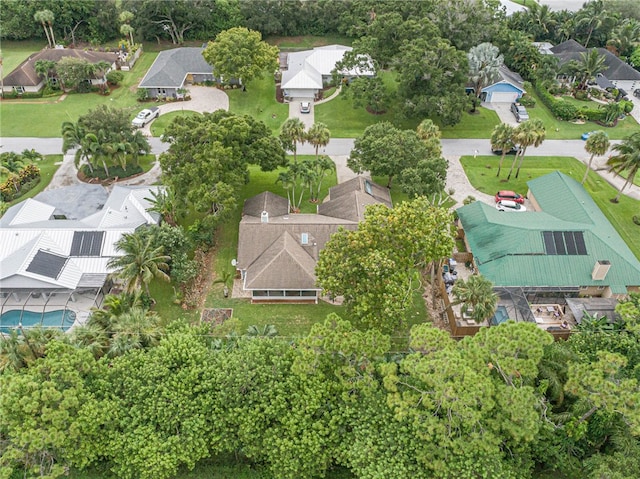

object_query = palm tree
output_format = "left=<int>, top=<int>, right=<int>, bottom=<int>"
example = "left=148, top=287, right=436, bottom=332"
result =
left=34, top=59, right=56, bottom=83
left=416, top=119, right=442, bottom=157
left=34, top=10, right=55, bottom=48
left=129, top=130, right=151, bottom=167
left=279, top=118, right=306, bottom=164
left=0, top=152, right=24, bottom=173
left=490, top=123, right=515, bottom=177
left=306, top=122, right=331, bottom=160
left=467, top=42, right=503, bottom=98
left=119, top=11, right=136, bottom=46
left=21, top=149, right=44, bottom=163
left=607, top=19, right=640, bottom=58
left=69, top=323, right=110, bottom=359
left=108, top=232, right=171, bottom=296
left=0, top=330, right=28, bottom=372
left=120, top=24, right=135, bottom=47
left=107, top=307, right=161, bottom=357
left=582, top=130, right=610, bottom=184
left=510, top=119, right=545, bottom=180
left=309, top=155, right=335, bottom=202
left=526, top=3, right=557, bottom=39
left=574, top=0, right=612, bottom=47
left=146, top=187, right=178, bottom=226
left=606, top=132, right=640, bottom=203
left=213, top=269, right=235, bottom=298
left=276, top=170, right=295, bottom=212
left=450, top=275, right=498, bottom=324
left=536, top=342, right=579, bottom=407
left=246, top=324, right=278, bottom=338
left=571, top=49, right=607, bottom=90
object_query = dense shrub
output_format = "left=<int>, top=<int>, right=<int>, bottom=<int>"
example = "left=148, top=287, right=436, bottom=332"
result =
left=579, top=107, right=605, bottom=121
left=1, top=90, right=19, bottom=99
left=574, top=90, right=589, bottom=101
left=534, top=82, right=578, bottom=120
left=518, top=95, right=536, bottom=107
left=106, top=70, right=124, bottom=85
left=21, top=91, right=43, bottom=99
left=621, top=100, right=634, bottom=113
left=80, top=163, right=142, bottom=180
left=0, top=164, right=41, bottom=201
left=136, top=88, right=149, bottom=101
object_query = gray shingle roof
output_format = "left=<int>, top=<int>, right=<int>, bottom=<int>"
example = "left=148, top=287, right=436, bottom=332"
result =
left=550, top=40, right=640, bottom=81
left=242, top=191, right=290, bottom=218
left=138, top=47, right=213, bottom=88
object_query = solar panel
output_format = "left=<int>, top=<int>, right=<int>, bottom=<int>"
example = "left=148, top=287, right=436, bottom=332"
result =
left=70, top=231, right=104, bottom=257
left=26, top=250, right=67, bottom=279
left=564, top=231, right=577, bottom=255
left=542, top=231, right=556, bottom=255
left=574, top=231, right=587, bottom=255
left=553, top=231, right=566, bottom=255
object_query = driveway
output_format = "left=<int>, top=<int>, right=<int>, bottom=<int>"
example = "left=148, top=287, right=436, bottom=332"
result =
left=139, top=86, right=229, bottom=135
left=288, top=99, right=314, bottom=128
left=484, top=102, right=519, bottom=126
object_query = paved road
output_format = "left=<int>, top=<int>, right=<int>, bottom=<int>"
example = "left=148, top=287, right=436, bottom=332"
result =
left=2, top=136, right=638, bottom=203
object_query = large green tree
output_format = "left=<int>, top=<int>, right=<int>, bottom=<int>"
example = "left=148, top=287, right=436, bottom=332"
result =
left=316, top=198, right=455, bottom=332
left=348, top=122, right=447, bottom=196
left=159, top=111, right=285, bottom=220
left=202, top=27, right=278, bottom=88
left=394, top=36, right=469, bottom=125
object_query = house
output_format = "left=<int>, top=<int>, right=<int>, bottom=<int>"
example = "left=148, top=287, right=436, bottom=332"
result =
left=236, top=177, right=391, bottom=303
left=280, top=45, right=374, bottom=101
left=2, top=48, right=117, bottom=95
left=138, top=47, right=216, bottom=99
left=457, top=171, right=640, bottom=298
left=451, top=172, right=640, bottom=337
left=479, top=65, right=526, bottom=103
left=549, top=39, right=640, bottom=94
left=0, top=184, right=161, bottom=329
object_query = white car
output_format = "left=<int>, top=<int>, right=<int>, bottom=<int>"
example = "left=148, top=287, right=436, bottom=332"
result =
left=496, top=200, right=527, bottom=212
left=132, top=107, right=159, bottom=127
left=300, top=101, right=311, bottom=114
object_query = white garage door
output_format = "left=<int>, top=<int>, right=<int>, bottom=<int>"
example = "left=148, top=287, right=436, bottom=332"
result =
left=489, top=92, right=519, bottom=103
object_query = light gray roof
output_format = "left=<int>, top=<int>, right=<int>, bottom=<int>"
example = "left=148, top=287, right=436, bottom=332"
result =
left=139, top=47, right=213, bottom=88
left=0, top=185, right=161, bottom=291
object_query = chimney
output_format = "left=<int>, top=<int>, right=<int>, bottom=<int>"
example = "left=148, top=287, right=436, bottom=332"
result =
left=591, top=260, right=611, bottom=281
left=261, top=210, right=269, bottom=223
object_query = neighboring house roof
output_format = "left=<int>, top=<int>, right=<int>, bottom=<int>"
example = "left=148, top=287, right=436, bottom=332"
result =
left=0, top=185, right=161, bottom=290
left=481, top=65, right=526, bottom=93
left=281, top=44, right=374, bottom=91
left=3, top=48, right=117, bottom=87
left=138, top=47, right=213, bottom=89
left=237, top=178, right=390, bottom=291
left=457, top=172, right=640, bottom=294
left=550, top=40, right=640, bottom=81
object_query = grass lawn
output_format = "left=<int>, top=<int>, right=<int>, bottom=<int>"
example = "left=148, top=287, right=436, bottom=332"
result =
left=0, top=40, right=47, bottom=73
left=266, top=35, right=354, bottom=50
left=460, top=155, right=640, bottom=259
left=4, top=155, right=62, bottom=206
left=0, top=50, right=158, bottom=137
left=439, top=107, right=500, bottom=139
left=150, top=111, right=203, bottom=137
left=526, top=90, right=640, bottom=140
left=227, top=74, right=288, bottom=134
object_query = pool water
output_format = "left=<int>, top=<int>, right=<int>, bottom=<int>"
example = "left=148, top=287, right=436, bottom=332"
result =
left=490, top=306, right=509, bottom=326
left=0, top=309, right=76, bottom=334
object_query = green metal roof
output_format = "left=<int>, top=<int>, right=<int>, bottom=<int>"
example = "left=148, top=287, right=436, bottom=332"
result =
left=457, top=172, right=640, bottom=293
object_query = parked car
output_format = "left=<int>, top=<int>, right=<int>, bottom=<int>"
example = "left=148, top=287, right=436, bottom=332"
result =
left=132, top=107, right=160, bottom=127
left=300, top=101, right=311, bottom=114
left=510, top=102, right=529, bottom=122
left=495, top=190, right=525, bottom=204
left=496, top=200, right=527, bottom=212
left=634, top=89, right=640, bottom=98
left=491, top=145, right=521, bottom=155
left=581, top=131, right=598, bottom=141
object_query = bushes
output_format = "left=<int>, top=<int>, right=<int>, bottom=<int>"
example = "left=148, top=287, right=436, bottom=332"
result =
left=137, top=88, right=149, bottom=101
left=21, top=91, right=43, bottom=99
left=80, top=163, right=143, bottom=180
left=518, top=95, right=536, bottom=108
left=106, top=70, right=124, bottom=86
left=0, top=164, right=41, bottom=201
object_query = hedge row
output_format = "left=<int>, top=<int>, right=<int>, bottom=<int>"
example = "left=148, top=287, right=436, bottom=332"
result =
left=0, top=164, right=41, bottom=201
left=80, top=163, right=143, bottom=180
left=534, top=82, right=605, bottom=122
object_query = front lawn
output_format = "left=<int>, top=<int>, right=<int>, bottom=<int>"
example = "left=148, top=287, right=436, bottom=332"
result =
left=526, top=90, right=640, bottom=140
left=439, top=107, right=500, bottom=139
left=227, top=74, right=288, bottom=134
left=0, top=50, right=158, bottom=137
left=266, top=35, right=354, bottom=49
left=460, top=155, right=640, bottom=259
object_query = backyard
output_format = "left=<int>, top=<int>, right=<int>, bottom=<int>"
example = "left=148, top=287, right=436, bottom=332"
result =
left=460, top=155, right=640, bottom=259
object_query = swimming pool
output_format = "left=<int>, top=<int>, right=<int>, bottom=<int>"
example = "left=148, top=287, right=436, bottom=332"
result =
left=490, top=306, right=509, bottom=326
left=0, top=309, right=76, bottom=334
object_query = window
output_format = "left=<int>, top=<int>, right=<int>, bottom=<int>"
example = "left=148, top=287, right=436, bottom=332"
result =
left=301, top=233, right=309, bottom=245
left=364, top=180, right=373, bottom=196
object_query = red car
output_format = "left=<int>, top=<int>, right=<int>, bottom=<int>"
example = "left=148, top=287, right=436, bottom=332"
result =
left=495, top=190, right=524, bottom=204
